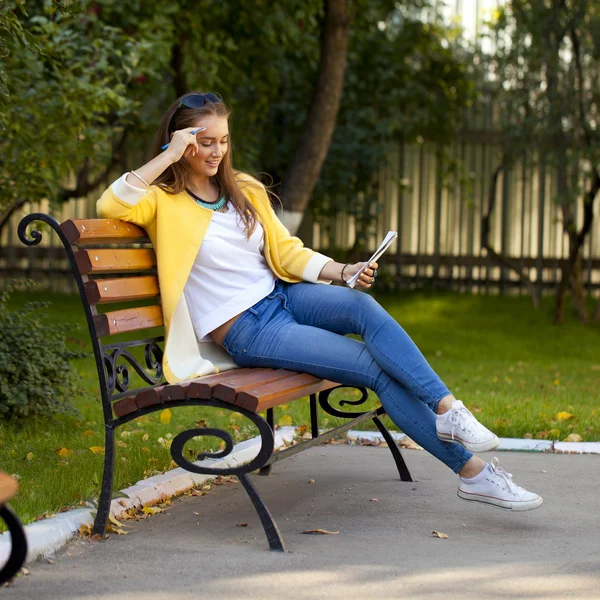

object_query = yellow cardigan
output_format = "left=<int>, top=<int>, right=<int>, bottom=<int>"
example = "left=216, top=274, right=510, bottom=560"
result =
left=97, top=173, right=332, bottom=383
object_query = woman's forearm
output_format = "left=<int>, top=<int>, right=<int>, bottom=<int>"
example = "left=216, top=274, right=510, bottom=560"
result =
left=319, top=260, right=346, bottom=284
left=124, top=151, right=176, bottom=188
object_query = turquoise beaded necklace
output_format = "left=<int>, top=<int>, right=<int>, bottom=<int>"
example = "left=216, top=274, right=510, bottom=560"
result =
left=186, top=187, right=228, bottom=211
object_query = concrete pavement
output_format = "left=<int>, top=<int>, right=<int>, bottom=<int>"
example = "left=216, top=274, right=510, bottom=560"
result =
left=3, top=446, right=599, bottom=599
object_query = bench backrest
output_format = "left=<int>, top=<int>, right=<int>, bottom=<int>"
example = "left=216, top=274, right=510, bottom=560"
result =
left=19, top=214, right=166, bottom=423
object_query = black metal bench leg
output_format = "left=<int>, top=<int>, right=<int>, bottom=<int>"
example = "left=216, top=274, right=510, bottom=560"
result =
left=310, top=393, right=319, bottom=437
left=258, top=408, right=274, bottom=476
left=372, top=416, right=413, bottom=482
left=92, top=426, right=115, bottom=537
left=238, top=473, right=286, bottom=552
left=0, top=505, right=28, bottom=585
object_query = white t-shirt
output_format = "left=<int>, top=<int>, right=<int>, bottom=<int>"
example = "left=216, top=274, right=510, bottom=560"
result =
left=184, top=202, right=276, bottom=343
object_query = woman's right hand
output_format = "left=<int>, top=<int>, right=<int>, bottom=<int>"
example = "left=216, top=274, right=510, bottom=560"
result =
left=164, top=127, right=201, bottom=163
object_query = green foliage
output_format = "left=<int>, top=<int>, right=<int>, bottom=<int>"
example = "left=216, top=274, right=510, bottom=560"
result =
left=478, top=0, right=599, bottom=192
left=0, top=282, right=86, bottom=420
left=0, top=0, right=475, bottom=240
left=0, top=0, right=144, bottom=213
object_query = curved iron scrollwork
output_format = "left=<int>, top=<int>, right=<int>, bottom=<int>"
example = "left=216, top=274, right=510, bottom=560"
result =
left=0, top=505, right=28, bottom=585
left=104, top=342, right=164, bottom=396
left=170, top=400, right=274, bottom=476
left=319, top=385, right=370, bottom=418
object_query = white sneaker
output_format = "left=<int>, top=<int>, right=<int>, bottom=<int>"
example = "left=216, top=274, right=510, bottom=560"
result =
left=436, top=400, right=500, bottom=452
left=458, top=457, right=543, bottom=511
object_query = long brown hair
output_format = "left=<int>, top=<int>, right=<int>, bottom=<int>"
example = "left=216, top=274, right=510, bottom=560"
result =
left=149, top=93, right=260, bottom=237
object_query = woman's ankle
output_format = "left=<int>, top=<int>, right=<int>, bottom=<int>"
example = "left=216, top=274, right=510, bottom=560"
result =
left=459, top=456, right=486, bottom=479
left=436, top=394, right=456, bottom=415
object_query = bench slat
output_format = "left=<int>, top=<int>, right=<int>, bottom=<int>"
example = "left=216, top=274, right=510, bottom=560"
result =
left=62, top=219, right=148, bottom=245
left=94, top=305, right=163, bottom=336
left=212, top=369, right=298, bottom=403
left=235, top=375, right=339, bottom=412
left=84, top=276, right=160, bottom=304
left=113, top=396, right=138, bottom=418
left=75, top=249, right=156, bottom=274
left=160, top=368, right=260, bottom=401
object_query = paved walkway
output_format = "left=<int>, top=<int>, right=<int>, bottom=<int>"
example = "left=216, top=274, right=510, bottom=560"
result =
left=4, top=447, right=599, bottom=599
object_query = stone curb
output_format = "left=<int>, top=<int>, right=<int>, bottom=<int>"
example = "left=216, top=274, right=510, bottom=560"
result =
left=347, top=430, right=600, bottom=454
left=0, top=426, right=297, bottom=567
left=2, top=427, right=598, bottom=567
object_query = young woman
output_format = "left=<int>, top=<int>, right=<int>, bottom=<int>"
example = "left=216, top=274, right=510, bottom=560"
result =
left=97, top=92, right=542, bottom=512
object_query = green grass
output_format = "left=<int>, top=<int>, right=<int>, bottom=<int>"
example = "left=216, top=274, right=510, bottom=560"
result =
left=0, top=290, right=598, bottom=528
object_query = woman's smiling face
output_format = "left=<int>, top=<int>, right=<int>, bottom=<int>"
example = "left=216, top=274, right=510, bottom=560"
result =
left=186, top=113, right=229, bottom=177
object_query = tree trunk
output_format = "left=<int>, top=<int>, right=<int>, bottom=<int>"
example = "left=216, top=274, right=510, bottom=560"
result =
left=480, top=161, right=540, bottom=308
left=0, top=199, right=28, bottom=235
left=279, top=0, right=350, bottom=234
left=570, top=252, right=588, bottom=323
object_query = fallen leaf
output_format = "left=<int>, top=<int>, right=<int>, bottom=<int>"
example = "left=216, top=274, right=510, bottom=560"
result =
left=278, top=415, right=293, bottom=427
left=308, top=479, right=315, bottom=484
left=82, top=429, right=95, bottom=437
left=142, top=506, right=165, bottom=515
left=47, top=558, right=55, bottom=565
left=432, top=531, right=448, bottom=539
left=193, top=512, right=200, bottom=516
left=398, top=437, right=424, bottom=451
left=302, top=529, right=340, bottom=535
left=296, top=424, right=309, bottom=436
left=370, top=498, right=379, bottom=502
left=26, top=452, right=34, bottom=461
left=56, top=447, right=72, bottom=458
left=191, top=490, right=206, bottom=497
left=160, top=409, right=172, bottom=425
left=78, top=523, right=93, bottom=537
left=236, top=523, right=249, bottom=527
left=89, top=446, right=105, bottom=454
left=19, top=568, right=30, bottom=576
left=562, top=433, right=582, bottom=442
left=556, top=411, right=575, bottom=421
left=115, top=440, right=127, bottom=448
left=106, top=525, right=129, bottom=535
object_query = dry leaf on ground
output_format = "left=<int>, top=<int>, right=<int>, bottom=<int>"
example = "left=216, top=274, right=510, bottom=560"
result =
left=398, top=437, right=424, bottom=451
left=89, top=446, right=105, bottom=454
left=432, top=531, right=448, bottom=539
left=278, top=415, right=293, bottom=427
left=302, top=529, right=340, bottom=535
left=236, top=523, right=249, bottom=527
left=556, top=411, right=575, bottom=421
left=142, top=506, right=165, bottom=515
left=56, top=447, right=72, bottom=458
left=562, top=433, right=582, bottom=442
left=160, top=409, right=172, bottom=425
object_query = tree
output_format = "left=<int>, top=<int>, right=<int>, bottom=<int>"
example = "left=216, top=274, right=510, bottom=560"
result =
left=482, top=0, right=599, bottom=323
left=1, top=0, right=475, bottom=245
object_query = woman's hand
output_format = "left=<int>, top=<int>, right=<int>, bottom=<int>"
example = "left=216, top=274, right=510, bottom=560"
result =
left=164, top=127, right=201, bottom=163
left=343, top=261, right=379, bottom=289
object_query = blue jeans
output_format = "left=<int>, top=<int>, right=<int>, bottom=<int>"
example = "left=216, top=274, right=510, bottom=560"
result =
left=222, top=280, right=472, bottom=473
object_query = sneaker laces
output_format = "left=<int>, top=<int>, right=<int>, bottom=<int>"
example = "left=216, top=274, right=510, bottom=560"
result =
left=489, top=457, right=518, bottom=494
left=448, top=403, right=485, bottom=440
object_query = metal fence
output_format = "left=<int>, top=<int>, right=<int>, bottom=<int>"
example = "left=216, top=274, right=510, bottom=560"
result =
left=2, top=117, right=599, bottom=297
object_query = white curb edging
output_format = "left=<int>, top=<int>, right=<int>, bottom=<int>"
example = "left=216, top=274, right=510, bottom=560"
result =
left=2, top=426, right=598, bottom=567
left=0, top=426, right=297, bottom=567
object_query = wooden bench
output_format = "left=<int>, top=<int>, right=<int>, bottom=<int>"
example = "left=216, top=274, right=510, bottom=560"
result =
left=18, top=212, right=413, bottom=551
left=0, top=472, right=27, bottom=584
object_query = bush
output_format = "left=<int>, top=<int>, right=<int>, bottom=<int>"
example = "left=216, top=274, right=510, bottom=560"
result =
left=0, top=282, right=87, bottom=420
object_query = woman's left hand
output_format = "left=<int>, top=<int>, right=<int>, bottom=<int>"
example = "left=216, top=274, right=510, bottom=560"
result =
left=343, top=261, right=379, bottom=289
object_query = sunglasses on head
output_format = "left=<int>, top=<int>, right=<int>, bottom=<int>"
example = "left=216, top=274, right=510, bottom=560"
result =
left=167, top=92, right=223, bottom=135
